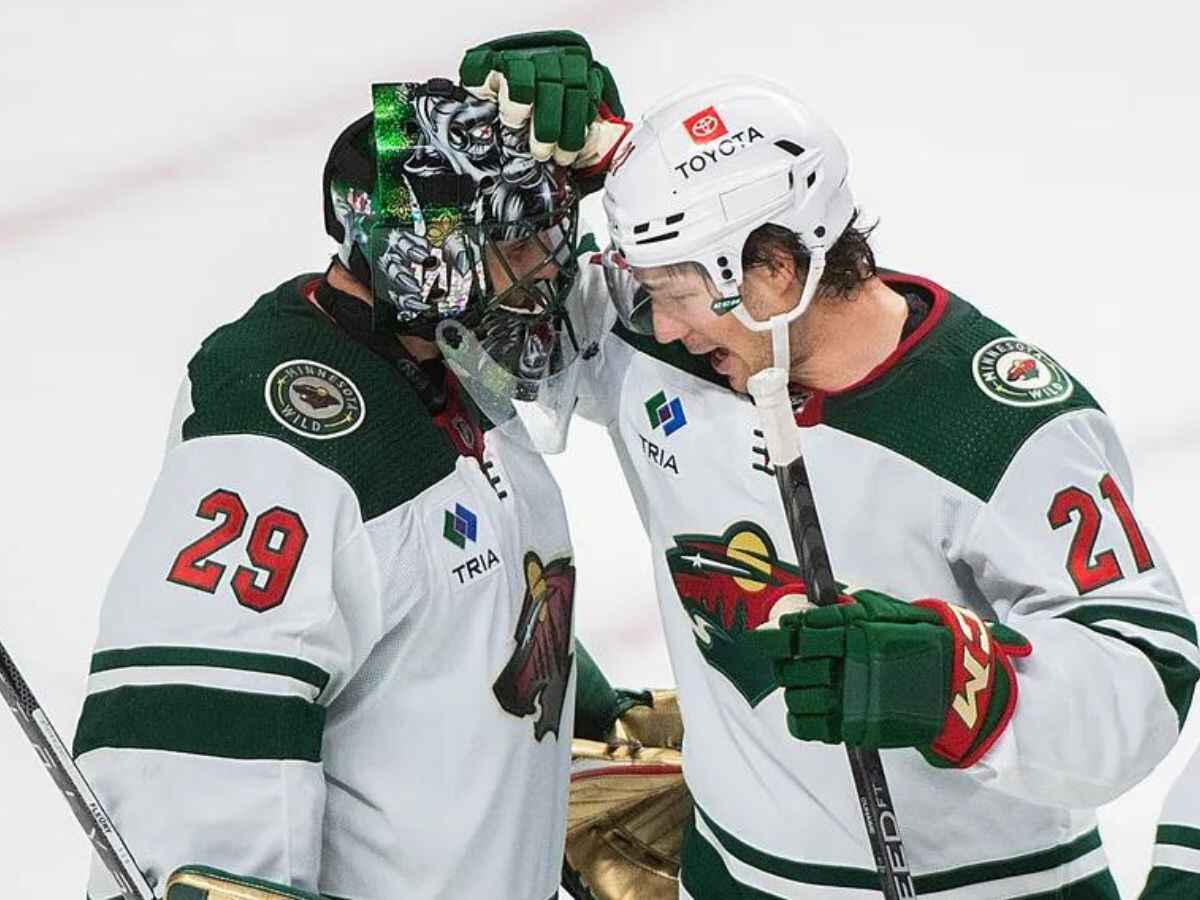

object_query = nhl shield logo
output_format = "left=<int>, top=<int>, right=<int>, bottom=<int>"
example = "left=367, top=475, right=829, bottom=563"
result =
left=972, top=338, right=1074, bottom=408
left=266, top=360, right=365, bottom=440
left=493, top=552, right=576, bottom=740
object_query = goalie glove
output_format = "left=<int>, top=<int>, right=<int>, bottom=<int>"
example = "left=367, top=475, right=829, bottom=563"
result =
left=749, top=589, right=1032, bottom=768
left=165, top=866, right=326, bottom=899
left=608, top=689, right=683, bottom=751
left=574, top=641, right=683, bottom=749
left=459, top=30, right=631, bottom=180
left=563, top=739, right=691, bottom=900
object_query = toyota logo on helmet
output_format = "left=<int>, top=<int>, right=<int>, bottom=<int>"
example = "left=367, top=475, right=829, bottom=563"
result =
left=683, top=105, right=729, bottom=144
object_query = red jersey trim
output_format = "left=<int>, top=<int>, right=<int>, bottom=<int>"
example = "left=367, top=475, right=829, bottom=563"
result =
left=795, top=271, right=950, bottom=427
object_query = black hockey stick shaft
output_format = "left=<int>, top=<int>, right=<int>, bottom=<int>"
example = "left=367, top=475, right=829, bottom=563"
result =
left=748, top=368, right=915, bottom=899
left=0, top=640, right=156, bottom=900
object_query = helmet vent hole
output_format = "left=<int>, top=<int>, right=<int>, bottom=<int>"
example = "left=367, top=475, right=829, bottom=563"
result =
left=814, top=225, right=826, bottom=238
left=721, top=269, right=734, bottom=280
left=775, top=139, right=806, bottom=157
left=665, top=212, right=685, bottom=225
left=807, top=172, right=817, bottom=188
left=635, top=231, right=680, bottom=245
left=633, top=222, right=650, bottom=235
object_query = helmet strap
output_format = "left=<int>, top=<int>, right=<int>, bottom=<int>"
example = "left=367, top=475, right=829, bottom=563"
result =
left=736, top=247, right=827, bottom=372
left=314, top=272, right=448, bottom=413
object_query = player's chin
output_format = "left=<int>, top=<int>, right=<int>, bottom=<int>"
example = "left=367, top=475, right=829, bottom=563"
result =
left=710, top=348, right=750, bottom=393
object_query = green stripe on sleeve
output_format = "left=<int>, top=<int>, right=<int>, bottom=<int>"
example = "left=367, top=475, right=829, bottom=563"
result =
left=1057, top=614, right=1198, bottom=728
left=90, top=646, right=330, bottom=693
left=689, top=804, right=1108, bottom=896
left=73, top=685, right=325, bottom=762
left=1058, top=605, right=1198, bottom=647
left=1013, top=868, right=1120, bottom=899
left=695, top=805, right=878, bottom=889
left=1158, top=824, right=1200, bottom=851
left=915, top=828, right=1101, bottom=895
left=681, top=819, right=785, bottom=898
left=1139, top=866, right=1200, bottom=899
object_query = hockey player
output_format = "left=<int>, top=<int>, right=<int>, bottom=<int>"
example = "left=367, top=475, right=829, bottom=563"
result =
left=586, top=78, right=1197, bottom=898
left=1139, top=745, right=1200, bottom=898
left=463, top=55, right=1199, bottom=895
left=73, top=61, right=625, bottom=900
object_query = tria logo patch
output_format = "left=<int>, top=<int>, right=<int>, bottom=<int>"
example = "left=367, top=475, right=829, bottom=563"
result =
left=493, top=552, right=576, bottom=740
left=683, top=106, right=728, bottom=144
left=452, top=548, right=502, bottom=585
left=266, top=360, right=365, bottom=440
left=638, top=434, right=680, bottom=475
left=972, top=337, right=1074, bottom=408
left=443, top=503, right=478, bottom=549
left=666, top=522, right=816, bottom=706
left=645, top=390, right=688, bottom=436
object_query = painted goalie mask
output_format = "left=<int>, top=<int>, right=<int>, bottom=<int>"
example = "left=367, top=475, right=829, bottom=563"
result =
left=323, top=78, right=602, bottom=452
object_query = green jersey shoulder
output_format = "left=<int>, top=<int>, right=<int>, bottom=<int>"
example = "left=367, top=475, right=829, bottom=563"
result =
left=820, top=273, right=1099, bottom=501
left=181, top=275, right=461, bottom=519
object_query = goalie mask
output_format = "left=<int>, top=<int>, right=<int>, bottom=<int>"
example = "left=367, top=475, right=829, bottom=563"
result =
left=323, top=79, right=601, bottom=453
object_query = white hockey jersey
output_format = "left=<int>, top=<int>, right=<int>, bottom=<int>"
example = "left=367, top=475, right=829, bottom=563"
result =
left=1141, top=745, right=1200, bottom=898
left=578, top=265, right=1198, bottom=899
left=77, top=275, right=575, bottom=900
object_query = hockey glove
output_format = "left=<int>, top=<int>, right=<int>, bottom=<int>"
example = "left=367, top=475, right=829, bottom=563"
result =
left=565, top=739, right=690, bottom=900
left=166, top=865, right=326, bottom=899
left=575, top=641, right=683, bottom=749
left=460, top=30, right=631, bottom=175
left=749, top=589, right=1032, bottom=768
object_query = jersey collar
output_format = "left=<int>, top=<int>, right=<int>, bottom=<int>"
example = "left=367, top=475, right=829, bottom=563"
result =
left=795, top=271, right=950, bottom=426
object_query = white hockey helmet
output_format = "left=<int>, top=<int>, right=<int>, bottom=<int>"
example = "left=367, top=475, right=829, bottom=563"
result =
left=602, top=77, right=854, bottom=370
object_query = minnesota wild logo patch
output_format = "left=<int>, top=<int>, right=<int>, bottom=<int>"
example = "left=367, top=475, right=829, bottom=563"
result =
left=666, top=522, right=812, bottom=706
left=972, top=338, right=1074, bottom=408
left=493, top=551, right=576, bottom=740
left=266, top=360, right=365, bottom=440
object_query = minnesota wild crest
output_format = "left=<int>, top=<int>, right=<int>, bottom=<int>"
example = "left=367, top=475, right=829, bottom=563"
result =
left=667, top=522, right=811, bottom=706
left=493, top=551, right=576, bottom=740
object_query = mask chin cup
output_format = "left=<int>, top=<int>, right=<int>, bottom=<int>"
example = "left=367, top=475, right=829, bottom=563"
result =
left=435, top=318, right=581, bottom=455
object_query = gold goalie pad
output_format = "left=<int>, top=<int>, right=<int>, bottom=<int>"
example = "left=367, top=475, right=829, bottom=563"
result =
left=165, top=866, right=325, bottom=900
left=563, top=738, right=693, bottom=900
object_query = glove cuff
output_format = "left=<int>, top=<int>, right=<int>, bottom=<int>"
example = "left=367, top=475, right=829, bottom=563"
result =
left=913, top=599, right=1031, bottom=768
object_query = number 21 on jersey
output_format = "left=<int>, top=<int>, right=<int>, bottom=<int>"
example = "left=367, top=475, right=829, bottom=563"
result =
left=1048, top=473, right=1154, bottom=595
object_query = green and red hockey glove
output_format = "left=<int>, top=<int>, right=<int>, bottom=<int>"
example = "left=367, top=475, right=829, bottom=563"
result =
left=460, top=30, right=630, bottom=176
left=749, top=589, right=1032, bottom=768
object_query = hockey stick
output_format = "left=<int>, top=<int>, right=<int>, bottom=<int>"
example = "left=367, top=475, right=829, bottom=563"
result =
left=747, top=367, right=916, bottom=899
left=0, top=639, right=157, bottom=900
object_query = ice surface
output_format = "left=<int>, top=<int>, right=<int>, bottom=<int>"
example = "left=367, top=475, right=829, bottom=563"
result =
left=2, top=2, right=1197, bottom=897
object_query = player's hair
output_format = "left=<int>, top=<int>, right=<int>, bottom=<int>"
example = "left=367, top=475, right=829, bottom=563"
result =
left=655, top=211, right=876, bottom=301
left=742, top=212, right=877, bottom=299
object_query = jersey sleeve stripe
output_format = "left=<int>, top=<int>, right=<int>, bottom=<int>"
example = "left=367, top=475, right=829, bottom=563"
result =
left=1055, top=604, right=1198, bottom=647
left=690, top=803, right=1109, bottom=896
left=87, top=663, right=322, bottom=703
left=90, top=646, right=330, bottom=693
left=72, top=685, right=325, bottom=762
left=1150, top=845, right=1200, bottom=879
left=1056, top=610, right=1199, bottom=728
left=1140, top=865, right=1200, bottom=896
left=1158, top=825, right=1200, bottom=851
